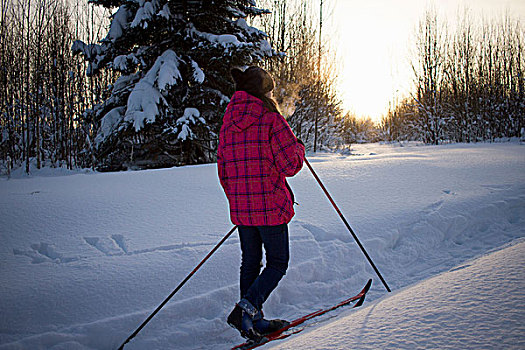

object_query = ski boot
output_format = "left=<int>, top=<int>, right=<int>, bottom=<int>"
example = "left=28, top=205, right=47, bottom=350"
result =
left=227, top=299, right=289, bottom=339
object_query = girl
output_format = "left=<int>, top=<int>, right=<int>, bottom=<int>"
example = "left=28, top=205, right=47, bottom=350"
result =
left=217, top=66, right=305, bottom=341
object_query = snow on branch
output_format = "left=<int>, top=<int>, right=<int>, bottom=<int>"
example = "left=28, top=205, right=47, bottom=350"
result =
left=71, top=41, right=105, bottom=76
left=158, top=4, right=171, bottom=19
left=125, top=80, right=165, bottom=131
left=106, top=5, right=132, bottom=42
left=96, top=107, right=126, bottom=145
left=188, top=24, right=243, bottom=48
left=176, top=108, right=205, bottom=141
left=186, top=22, right=272, bottom=58
left=112, top=54, right=139, bottom=72
left=234, top=18, right=265, bottom=37
left=151, top=50, right=182, bottom=92
left=191, top=60, right=205, bottom=84
left=131, top=0, right=159, bottom=29
left=124, top=50, right=181, bottom=131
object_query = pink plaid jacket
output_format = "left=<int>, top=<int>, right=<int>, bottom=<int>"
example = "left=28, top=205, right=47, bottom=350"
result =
left=217, top=91, right=305, bottom=226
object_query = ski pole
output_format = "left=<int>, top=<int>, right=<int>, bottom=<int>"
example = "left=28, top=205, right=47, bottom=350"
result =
left=117, top=225, right=238, bottom=350
left=304, top=158, right=391, bottom=292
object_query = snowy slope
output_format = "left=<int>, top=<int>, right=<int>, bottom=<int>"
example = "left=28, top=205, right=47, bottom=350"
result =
left=0, top=142, right=524, bottom=350
left=270, top=239, right=525, bottom=350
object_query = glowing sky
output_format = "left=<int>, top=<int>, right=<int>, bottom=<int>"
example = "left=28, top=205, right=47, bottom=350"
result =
left=329, top=0, right=525, bottom=121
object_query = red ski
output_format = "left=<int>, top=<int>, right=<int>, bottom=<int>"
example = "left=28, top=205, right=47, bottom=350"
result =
left=232, top=279, right=372, bottom=350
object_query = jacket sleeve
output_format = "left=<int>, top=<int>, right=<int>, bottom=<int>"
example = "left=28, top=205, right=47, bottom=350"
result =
left=270, top=113, right=306, bottom=177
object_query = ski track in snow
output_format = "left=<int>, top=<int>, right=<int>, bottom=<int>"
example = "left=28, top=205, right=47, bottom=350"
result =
left=10, top=233, right=330, bottom=264
left=0, top=142, right=524, bottom=350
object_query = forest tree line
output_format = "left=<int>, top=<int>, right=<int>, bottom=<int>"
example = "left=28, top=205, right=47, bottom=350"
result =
left=382, top=9, right=524, bottom=144
left=0, top=0, right=341, bottom=174
left=0, top=0, right=112, bottom=174
left=0, top=1, right=523, bottom=175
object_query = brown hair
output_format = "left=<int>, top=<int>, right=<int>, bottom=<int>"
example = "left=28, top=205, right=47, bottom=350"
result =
left=231, top=66, right=281, bottom=114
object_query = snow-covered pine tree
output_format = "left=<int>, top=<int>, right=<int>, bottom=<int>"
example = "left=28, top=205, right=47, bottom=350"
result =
left=73, top=0, right=274, bottom=170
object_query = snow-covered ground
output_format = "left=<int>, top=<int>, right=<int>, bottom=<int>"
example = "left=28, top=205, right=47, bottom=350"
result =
left=0, top=142, right=524, bottom=350
left=270, top=238, right=525, bottom=350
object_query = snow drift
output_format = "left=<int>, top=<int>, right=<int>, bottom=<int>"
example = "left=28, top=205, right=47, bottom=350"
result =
left=270, top=239, right=525, bottom=349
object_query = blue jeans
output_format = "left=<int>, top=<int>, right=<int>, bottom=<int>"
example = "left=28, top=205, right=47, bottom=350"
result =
left=238, top=224, right=289, bottom=310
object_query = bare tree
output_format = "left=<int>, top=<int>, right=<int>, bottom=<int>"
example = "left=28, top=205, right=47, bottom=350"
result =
left=255, top=0, right=342, bottom=151
left=387, top=7, right=523, bottom=144
left=0, top=0, right=111, bottom=174
left=410, top=8, right=448, bottom=145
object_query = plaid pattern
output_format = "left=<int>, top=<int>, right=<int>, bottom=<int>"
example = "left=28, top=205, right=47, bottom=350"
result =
left=218, top=91, right=305, bottom=226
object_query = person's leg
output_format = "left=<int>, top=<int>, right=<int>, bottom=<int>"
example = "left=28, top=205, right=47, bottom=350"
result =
left=244, top=224, right=289, bottom=310
left=238, top=225, right=263, bottom=299
left=229, top=224, right=289, bottom=340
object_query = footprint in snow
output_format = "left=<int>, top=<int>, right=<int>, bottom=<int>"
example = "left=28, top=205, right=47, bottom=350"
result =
left=13, top=242, right=78, bottom=264
left=84, top=235, right=128, bottom=256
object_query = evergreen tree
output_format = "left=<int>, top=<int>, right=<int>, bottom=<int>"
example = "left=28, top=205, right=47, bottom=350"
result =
left=73, top=0, right=274, bottom=170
